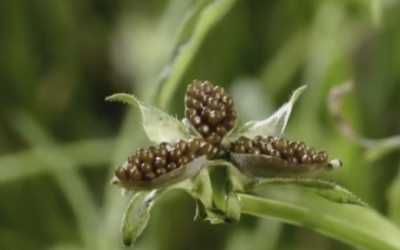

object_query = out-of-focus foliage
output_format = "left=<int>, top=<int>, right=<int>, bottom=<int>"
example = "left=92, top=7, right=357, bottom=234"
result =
left=1, top=0, right=400, bottom=250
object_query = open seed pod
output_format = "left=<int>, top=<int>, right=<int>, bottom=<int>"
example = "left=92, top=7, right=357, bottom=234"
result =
left=111, top=138, right=218, bottom=191
left=185, top=80, right=237, bottom=146
left=228, top=136, right=342, bottom=178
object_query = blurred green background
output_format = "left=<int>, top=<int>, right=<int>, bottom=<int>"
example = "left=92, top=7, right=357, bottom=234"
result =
left=1, top=0, right=400, bottom=249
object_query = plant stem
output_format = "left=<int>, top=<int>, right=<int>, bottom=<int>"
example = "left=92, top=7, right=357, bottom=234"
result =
left=239, top=193, right=400, bottom=250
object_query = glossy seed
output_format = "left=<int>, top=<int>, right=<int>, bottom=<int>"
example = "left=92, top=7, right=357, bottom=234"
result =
left=318, top=151, right=328, bottom=161
left=155, top=147, right=168, bottom=158
left=141, top=150, right=154, bottom=163
left=190, top=116, right=202, bottom=127
left=301, top=155, right=312, bottom=164
left=215, top=125, right=227, bottom=136
left=176, top=140, right=188, bottom=153
left=206, top=133, right=221, bottom=145
left=115, top=167, right=128, bottom=181
left=128, top=168, right=142, bottom=181
left=198, top=141, right=213, bottom=156
left=271, top=150, right=281, bottom=158
left=208, top=110, right=222, bottom=126
left=166, top=162, right=177, bottom=171
left=312, top=154, right=325, bottom=163
left=154, top=157, right=166, bottom=169
left=169, top=148, right=182, bottom=162
left=155, top=168, right=167, bottom=177
left=186, top=84, right=196, bottom=96
left=198, top=124, right=210, bottom=136
left=140, top=163, right=153, bottom=173
left=185, top=108, right=197, bottom=118
left=188, top=138, right=202, bottom=154
left=128, top=155, right=140, bottom=165
left=233, top=144, right=246, bottom=154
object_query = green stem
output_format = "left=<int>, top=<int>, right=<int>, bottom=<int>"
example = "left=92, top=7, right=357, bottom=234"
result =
left=239, top=193, right=400, bottom=250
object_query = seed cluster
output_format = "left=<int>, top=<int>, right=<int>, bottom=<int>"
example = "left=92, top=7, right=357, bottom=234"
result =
left=185, top=80, right=237, bottom=146
left=114, top=138, right=218, bottom=183
left=229, top=136, right=330, bottom=165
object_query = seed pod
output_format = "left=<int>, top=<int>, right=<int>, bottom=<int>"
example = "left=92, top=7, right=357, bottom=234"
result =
left=184, top=80, right=237, bottom=146
left=111, top=139, right=218, bottom=191
left=228, top=135, right=342, bottom=178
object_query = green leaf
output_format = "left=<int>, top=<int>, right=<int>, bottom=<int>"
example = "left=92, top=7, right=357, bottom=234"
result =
left=240, top=194, right=400, bottom=250
left=154, top=0, right=238, bottom=109
left=121, top=190, right=164, bottom=247
left=229, top=85, right=307, bottom=141
left=247, top=178, right=367, bottom=207
left=105, top=93, right=191, bottom=144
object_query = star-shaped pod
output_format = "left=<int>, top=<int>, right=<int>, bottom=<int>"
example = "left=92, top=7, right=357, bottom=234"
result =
left=106, top=82, right=365, bottom=247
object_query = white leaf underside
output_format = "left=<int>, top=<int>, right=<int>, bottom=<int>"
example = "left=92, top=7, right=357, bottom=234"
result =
left=231, top=85, right=307, bottom=140
left=105, top=93, right=191, bottom=144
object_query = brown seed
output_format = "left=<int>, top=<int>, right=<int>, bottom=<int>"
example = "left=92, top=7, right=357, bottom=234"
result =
left=115, top=167, right=128, bottom=181
left=189, top=115, right=202, bottom=126
left=176, top=157, right=183, bottom=167
left=155, top=168, right=167, bottom=177
left=169, top=148, right=182, bottom=162
left=186, top=97, right=202, bottom=110
left=312, top=154, right=325, bottom=163
left=237, top=136, right=253, bottom=150
left=232, top=144, right=246, bottom=154
left=215, top=125, right=228, bottom=136
left=281, top=147, right=294, bottom=158
left=296, top=146, right=308, bottom=158
left=155, top=147, right=168, bottom=158
left=128, top=167, right=142, bottom=181
left=207, top=98, right=220, bottom=110
left=271, top=150, right=281, bottom=158
left=208, top=110, right=223, bottom=126
left=136, top=148, right=145, bottom=157
left=260, top=143, right=273, bottom=155
left=140, top=163, right=153, bottom=173
left=187, top=138, right=202, bottom=154
left=185, top=108, right=197, bottom=118
left=227, top=110, right=237, bottom=120
left=210, top=147, right=219, bottom=159
left=198, top=124, right=211, bottom=136
left=223, top=119, right=236, bottom=130
left=274, top=138, right=288, bottom=151
left=200, top=106, right=212, bottom=118
left=306, top=147, right=316, bottom=155
left=213, top=85, right=225, bottom=97
left=221, top=95, right=233, bottom=108
left=288, top=141, right=299, bottom=151
left=194, top=89, right=204, bottom=100
left=140, top=150, right=154, bottom=163
left=318, top=151, right=328, bottom=162
left=201, top=82, right=213, bottom=93
left=206, top=133, right=221, bottom=145
left=176, top=140, right=188, bottom=153
left=186, top=84, right=196, bottom=96
left=301, top=155, right=312, bottom=164
left=198, top=141, right=213, bottom=156
left=166, top=162, right=177, bottom=171
left=154, top=157, right=167, bottom=169
left=128, top=155, right=140, bottom=165
left=193, top=79, right=202, bottom=87
left=159, top=142, right=171, bottom=149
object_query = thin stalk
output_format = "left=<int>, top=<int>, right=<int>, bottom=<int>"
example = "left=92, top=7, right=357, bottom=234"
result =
left=239, top=193, right=400, bottom=250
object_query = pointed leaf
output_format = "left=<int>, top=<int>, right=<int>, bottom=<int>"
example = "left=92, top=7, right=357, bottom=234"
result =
left=229, top=85, right=307, bottom=141
left=248, top=177, right=367, bottom=207
left=121, top=190, right=164, bottom=246
left=106, top=93, right=191, bottom=144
